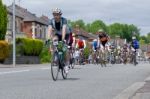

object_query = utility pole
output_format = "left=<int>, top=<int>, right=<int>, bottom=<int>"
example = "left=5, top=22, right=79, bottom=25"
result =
left=13, top=0, right=16, bottom=67
left=18, top=0, right=21, bottom=6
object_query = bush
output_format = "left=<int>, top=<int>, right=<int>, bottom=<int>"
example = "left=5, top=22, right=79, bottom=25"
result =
left=83, top=47, right=91, bottom=59
left=0, top=40, right=9, bottom=63
left=16, top=38, right=43, bottom=56
left=39, top=46, right=52, bottom=63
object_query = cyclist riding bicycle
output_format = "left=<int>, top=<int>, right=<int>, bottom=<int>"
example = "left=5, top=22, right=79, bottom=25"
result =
left=92, top=39, right=98, bottom=51
left=48, top=8, right=71, bottom=73
left=131, top=36, right=139, bottom=51
left=97, top=29, right=109, bottom=51
left=76, top=36, right=86, bottom=50
left=75, top=36, right=86, bottom=64
left=131, top=36, right=139, bottom=65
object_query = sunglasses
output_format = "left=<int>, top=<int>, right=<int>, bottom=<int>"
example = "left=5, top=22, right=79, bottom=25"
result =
left=53, top=13, right=61, bottom=16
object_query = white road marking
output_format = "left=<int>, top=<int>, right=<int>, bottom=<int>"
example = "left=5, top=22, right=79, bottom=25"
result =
left=0, top=67, right=50, bottom=75
left=0, top=70, right=30, bottom=75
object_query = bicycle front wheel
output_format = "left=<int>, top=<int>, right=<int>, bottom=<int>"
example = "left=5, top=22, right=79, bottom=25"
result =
left=51, top=52, right=59, bottom=81
left=61, top=64, right=68, bottom=79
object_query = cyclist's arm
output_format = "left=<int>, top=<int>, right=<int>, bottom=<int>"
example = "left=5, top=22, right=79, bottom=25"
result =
left=48, top=20, right=53, bottom=40
left=83, top=40, right=86, bottom=48
left=76, top=42, right=78, bottom=49
left=48, top=25, right=53, bottom=39
left=62, top=19, right=68, bottom=40
left=62, top=24, right=67, bottom=40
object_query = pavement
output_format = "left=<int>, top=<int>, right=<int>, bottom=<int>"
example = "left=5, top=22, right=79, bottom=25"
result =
left=131, top=76, right=150, bottom=99
left=0, top=63, right=150, bottom=99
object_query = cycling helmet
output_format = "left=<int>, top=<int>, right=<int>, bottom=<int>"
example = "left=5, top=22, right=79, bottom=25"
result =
left=132, top=36, right=136, bottom=40
left=98, top=29, right=104, bottom=33
left=72, top=33, right=76, bottom=37
left=93, top=39, right=97, bottom=42
left=52, top=8, right=62, bottom=15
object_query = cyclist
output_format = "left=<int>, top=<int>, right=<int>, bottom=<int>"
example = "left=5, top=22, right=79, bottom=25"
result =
left=121, top=43, right=129, bottom=64
left=92, top=39, right=98, bottom=51
left=97, top=29, right=109, bottom=51
left=131, top=36, right=140, bottom=64
left=76, top=36, right=86, bottom=50
left=97, top=29, right=109, bottom=54
left=75, top=36, right=86, bottom=64
left=131, top=36, right=139, bottom=51
left=48, top=8, right=71, bottom=73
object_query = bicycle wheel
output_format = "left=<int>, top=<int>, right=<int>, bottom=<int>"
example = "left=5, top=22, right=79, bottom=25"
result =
left=70, top=58, right=75, bottom=69
left=133, top=52, right=137, bottom=66
left=51, top=52, right=59, bottom=81
left=62, top=67, right=68, bottom=79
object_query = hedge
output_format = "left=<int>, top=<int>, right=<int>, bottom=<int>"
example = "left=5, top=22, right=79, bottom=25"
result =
left=16, top=38, right=43, bottom=56
left=0, top=40, right=9, bottom=62
left=39, top=46, right=52, bottom=63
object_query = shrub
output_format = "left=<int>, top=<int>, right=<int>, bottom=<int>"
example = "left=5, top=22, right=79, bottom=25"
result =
left=0, top=40, right=9, bottom=62
left=83, top=46, right=91, bottom=59
left=39, top=46, right=52, bottom=63
left=16, top=38, right=43, bottom=56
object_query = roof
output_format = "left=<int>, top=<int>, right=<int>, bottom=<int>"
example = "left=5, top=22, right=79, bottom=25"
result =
left=7, top=7, right=24, bottom=18
left=72, top=28, right=97, bottom=40
left=8, top=5, right=49, bottom=25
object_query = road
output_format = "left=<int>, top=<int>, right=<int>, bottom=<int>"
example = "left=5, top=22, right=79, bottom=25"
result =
left=0, top=63, right=150, bottom=99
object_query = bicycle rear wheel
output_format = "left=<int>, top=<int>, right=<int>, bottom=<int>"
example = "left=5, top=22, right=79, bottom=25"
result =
left=70, top=58, right=75, bottom=69
left=133, top=52, right=137, bottom=66
left=51, top=52, right=59, bottom=81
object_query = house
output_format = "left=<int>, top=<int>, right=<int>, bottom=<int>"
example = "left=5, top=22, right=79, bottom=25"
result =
left=72, top=25, right=97, bottom=42
left=140, top=44, right=150, bottom=57
left=6, top=7, right=24, bottom=43
left=6, top=5, right=49, bottom=43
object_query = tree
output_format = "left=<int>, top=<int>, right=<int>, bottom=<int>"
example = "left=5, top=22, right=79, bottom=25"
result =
left=139, top=39, right=145, bottom=45
left=85, top=23, right=91, bottom=32
left=128, top=24, right=140, bottom=40
left=146, top=32, right=150, bottom=44
left=108, top=23, right=140, bottom=42
left=89, top=20, right=107, bottom=34
left=0, top=0, right=8, bottom=40
left=140, top=36, right=149, bottom=44
left=108, top=23, right=123, bottom=38
left=70, top=19, right=85, bottom=29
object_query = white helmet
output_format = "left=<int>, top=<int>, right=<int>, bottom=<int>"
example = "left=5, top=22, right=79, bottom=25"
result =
left=98, top=29, right=104, bottom=33
left=52, top=8, right=62, bottom=15
left=93, top=39, right=97, bottom=42
left=132, top=36, right=136, bottom=40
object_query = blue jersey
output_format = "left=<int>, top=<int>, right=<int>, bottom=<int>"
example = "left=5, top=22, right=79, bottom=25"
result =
left=93, top=41, right=98, bottom=49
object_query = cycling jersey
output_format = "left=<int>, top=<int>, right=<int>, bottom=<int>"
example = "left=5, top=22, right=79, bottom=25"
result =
left=49, top=17, right=71, bottom=35
left=92, top=41, right=98, bottom=51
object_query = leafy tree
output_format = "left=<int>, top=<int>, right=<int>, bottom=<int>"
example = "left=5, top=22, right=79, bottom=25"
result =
left=146, top=33, right=150, bottom=44
left=140, top=36, right=149, bottom=44
left=0, top=0, right=8, bottom=40
left=108, top=23, right=123, bottom=38
left=139, top=39, right=145, bottom=45
left=85, top=23, right=91, bottom=33
left=70, top=19, right=85, bottom=29
left=89, top=20, right=107, bottom=34
left=108, top=23, right=140, bottom=42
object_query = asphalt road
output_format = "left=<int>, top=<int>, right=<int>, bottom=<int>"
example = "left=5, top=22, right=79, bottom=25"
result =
left=0, top=63, right=150, bottom=99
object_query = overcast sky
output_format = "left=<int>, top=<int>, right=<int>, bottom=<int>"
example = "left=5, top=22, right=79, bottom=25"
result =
left=3, top=0, right=150, bottom=35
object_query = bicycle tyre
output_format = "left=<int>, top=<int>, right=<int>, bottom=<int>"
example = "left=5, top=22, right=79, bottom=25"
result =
left=62, top=67, right=68, bottom=79
left=51, top=52, right=59, bottom=81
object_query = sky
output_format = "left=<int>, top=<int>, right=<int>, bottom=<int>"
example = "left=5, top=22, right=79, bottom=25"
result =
left=3, top=0, right=150, bottom=35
